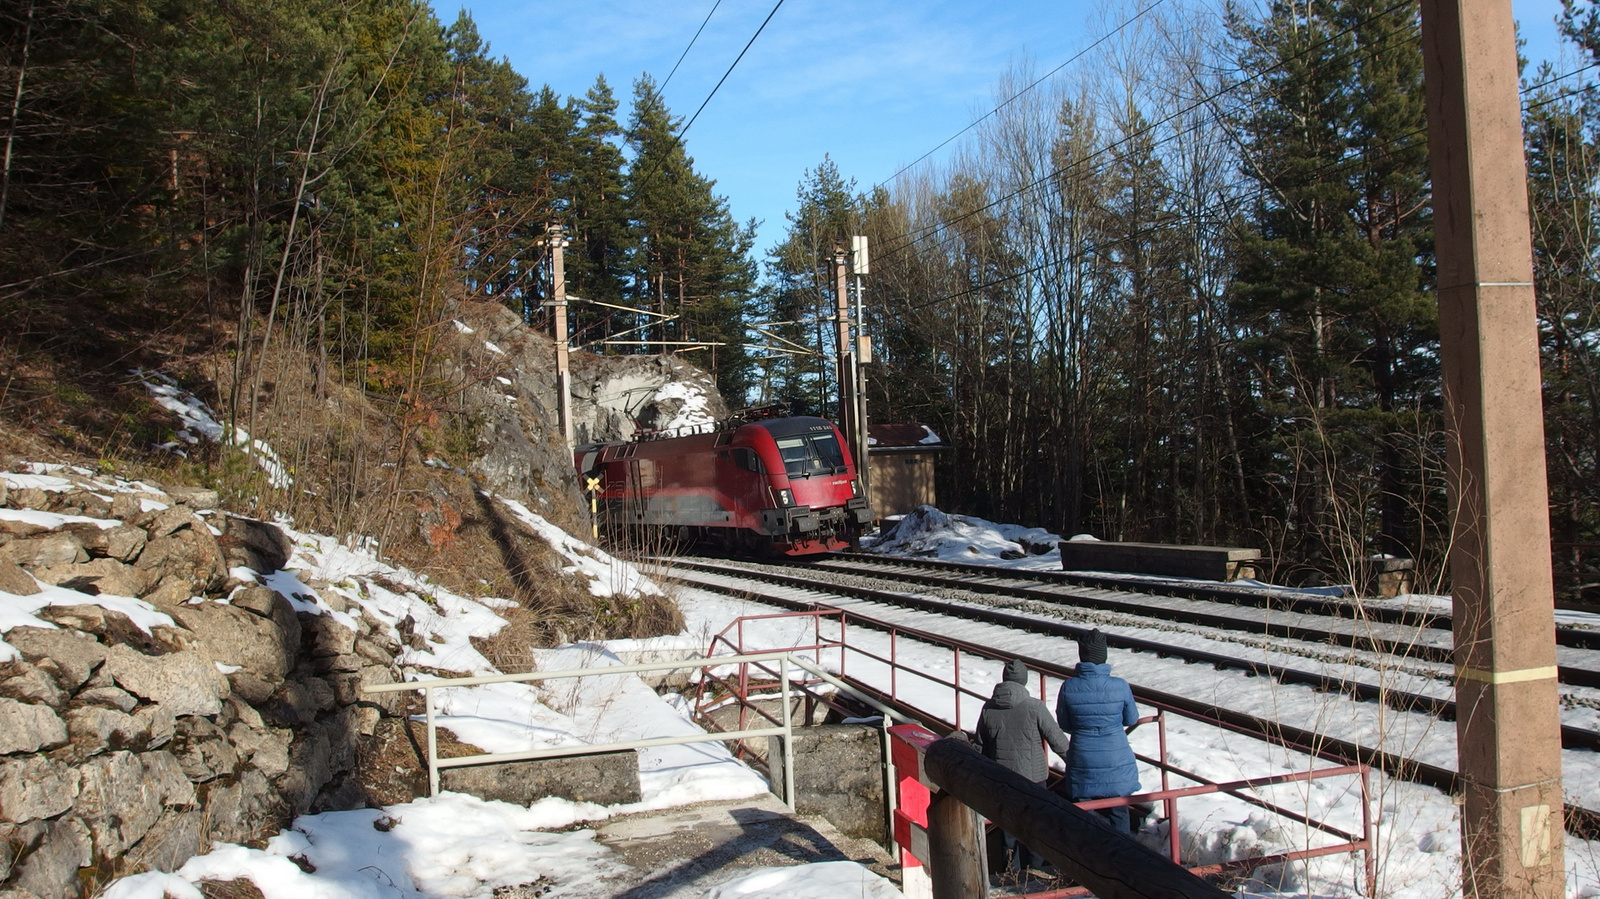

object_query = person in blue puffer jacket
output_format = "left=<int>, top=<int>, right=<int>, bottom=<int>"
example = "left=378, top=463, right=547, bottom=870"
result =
left=1055, top=629, right=1141, bottom=833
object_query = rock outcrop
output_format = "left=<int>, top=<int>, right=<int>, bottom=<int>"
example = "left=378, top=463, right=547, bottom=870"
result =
left=0, top=472, right=408, bottom=899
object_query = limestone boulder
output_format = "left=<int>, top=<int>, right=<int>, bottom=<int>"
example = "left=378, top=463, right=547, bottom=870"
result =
left=0, top=699, right=67, bottom=753
left=0, top=667, right=66, bottom=708
left=0, top=756, right=80, bottom=822
left=8, top=816, right=90, bottom=899
left=219, top=516, right=293, bottom=573
left=104, top=645, right=225, bottom=718
left=168, top=602, right=293, bottom=681
left=2, top=627, right=105, bottom=690
left=65, top=523, right=147, bottom=562
left=34, top=557, right=142, bottom=597
left=0, top=560, right=39, bottom=596
left=0, top=533, right=86, bottom=570
left=136, top=521, right=226, bottom=594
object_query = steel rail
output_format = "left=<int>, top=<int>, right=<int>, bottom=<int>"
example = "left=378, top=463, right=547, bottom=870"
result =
left=713, top=555, right=1600, bottom=688
left=660, top=561, right=1600, bottom=837
left=817, top=552, right=1600, bottom=652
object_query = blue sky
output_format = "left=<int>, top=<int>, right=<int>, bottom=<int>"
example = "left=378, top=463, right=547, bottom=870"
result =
left=450, top=0, right=1578, bottom=259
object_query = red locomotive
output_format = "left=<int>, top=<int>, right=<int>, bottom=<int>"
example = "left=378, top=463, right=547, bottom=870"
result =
left=575, top=408, right=873, bottom=556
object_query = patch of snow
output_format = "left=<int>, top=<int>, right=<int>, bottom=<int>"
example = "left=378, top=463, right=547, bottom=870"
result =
left=1, top=580, right=175, bottom=636
left=102, top=793, right=625, bottom=899
left=918, top=426, right=942, bottom=445
left=494, top=495, right=662, bottom=599
left=703, top=862, right=902, bottom=898
left=652, top=381, right=715, bottom=431
left=453, top=319, right=475, bottom=334
left=0, top=508, right=119, bottom=530
left=138, top=370, right=293, bottom=488
left=0, top=472, right=77, bottom=492
left=484, top=341, right=506, bottom=355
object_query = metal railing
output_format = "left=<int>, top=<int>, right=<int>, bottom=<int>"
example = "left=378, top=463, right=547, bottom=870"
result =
left=703, top=609, right=1376, bottom=895
left=361, top=650, right=912, bottom=804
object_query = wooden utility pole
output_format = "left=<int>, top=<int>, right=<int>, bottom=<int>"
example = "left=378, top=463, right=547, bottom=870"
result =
left=547, top=224, right=573, bottom=447
left=1419, top=0, right=1565, bottom=895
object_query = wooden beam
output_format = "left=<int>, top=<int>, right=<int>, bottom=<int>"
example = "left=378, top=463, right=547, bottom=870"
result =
left=923, top=738, right=1229, bottom=899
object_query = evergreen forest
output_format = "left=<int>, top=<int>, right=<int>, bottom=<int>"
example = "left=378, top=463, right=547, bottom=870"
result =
left=3, top=0, right=1599, bottom=600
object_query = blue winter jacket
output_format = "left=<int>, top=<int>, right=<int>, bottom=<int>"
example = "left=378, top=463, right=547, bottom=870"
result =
left=1055, top=662, right=1140, bottom=799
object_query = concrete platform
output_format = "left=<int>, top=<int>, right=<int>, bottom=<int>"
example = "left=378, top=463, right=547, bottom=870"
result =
left=593, top=793, right=900, bottom=898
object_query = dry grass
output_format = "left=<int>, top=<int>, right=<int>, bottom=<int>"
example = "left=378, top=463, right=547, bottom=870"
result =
left=195, top=880, right=268, bottom=899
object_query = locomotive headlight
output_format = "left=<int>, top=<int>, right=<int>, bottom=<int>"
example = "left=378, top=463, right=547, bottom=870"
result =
left=777, top=488, right=795, bottom=507
left=849, top=479, right=862, bottom=497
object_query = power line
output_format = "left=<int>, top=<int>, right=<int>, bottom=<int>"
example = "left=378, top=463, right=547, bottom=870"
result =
left=631, top=0, right=787, bottom=196
left=874, top=0, right=1170, bottom=191
left=871, top=0, right=1424, bottom=271
left=868, top=0, right=1419, bottom=267
left=659, top=0, right=724, bottom=96
left=883, top=54, right=1600, bottom=317
left=680, top=0, right=786, bottom=139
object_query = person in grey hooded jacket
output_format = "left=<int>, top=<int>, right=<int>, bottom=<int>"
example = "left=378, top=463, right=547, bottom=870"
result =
left=976, top=658, right=1072, bottom=874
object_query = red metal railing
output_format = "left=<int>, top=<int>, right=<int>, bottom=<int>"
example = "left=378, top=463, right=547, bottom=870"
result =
left=699, top=609, right=1376, bottom=897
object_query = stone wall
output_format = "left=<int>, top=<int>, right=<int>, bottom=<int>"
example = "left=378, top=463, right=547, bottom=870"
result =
left=0, top=475, right=406, bottom=899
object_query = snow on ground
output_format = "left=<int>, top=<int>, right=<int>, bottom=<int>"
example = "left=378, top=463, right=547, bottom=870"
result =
left=57, top=482, right=1600, bottom=898
left=847, top=507, right=1600, bottom=898
left=138, top=370, right=293, bottom=488
left=31, top=467, right=868, bottom=899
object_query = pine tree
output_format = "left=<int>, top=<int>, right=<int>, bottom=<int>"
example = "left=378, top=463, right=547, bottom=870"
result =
left=760, top=156, right=860, bottom=414
left=624, top=76, right=756, bottom=400
left=1525, top=57, right=1600, bottom=601
left=1228, top=0, right=1435, bottom=576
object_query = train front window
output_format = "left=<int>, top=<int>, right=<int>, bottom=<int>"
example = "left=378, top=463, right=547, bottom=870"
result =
left=810, top=432, right=846, bottom=472
left=774, top=434, right=846, bottom=478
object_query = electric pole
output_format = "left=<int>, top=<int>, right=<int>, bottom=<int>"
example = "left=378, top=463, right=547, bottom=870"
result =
left=1420, top=0, right=1565, bottom=894
left=546, top=224, right=573, bottom=448
left=833, top=245, right=854, bottom=450
left=851, top=235, right=872, bottom=503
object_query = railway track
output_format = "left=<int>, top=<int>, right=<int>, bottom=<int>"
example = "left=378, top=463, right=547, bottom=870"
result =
left=782, top=554, right=1600, bottom=689
left=657, top=555, right=1600, bottom=836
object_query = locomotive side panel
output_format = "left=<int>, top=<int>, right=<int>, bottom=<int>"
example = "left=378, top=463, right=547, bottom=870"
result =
left=575, top=416, right=873, bottom=556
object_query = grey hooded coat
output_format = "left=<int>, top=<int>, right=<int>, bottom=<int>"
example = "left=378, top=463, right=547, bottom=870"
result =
left=975, top=659, right=1072, bottom=784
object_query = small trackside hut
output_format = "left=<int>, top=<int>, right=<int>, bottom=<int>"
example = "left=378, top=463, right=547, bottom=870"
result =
left=575, top=406, right=874, bottom=556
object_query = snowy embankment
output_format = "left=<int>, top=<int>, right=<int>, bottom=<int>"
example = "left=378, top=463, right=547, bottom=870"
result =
left=0, top=463, right=893, bottom=899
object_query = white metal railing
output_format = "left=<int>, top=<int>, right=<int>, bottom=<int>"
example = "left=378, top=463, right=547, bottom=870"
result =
left=360, top=651, right=911, bottom=805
